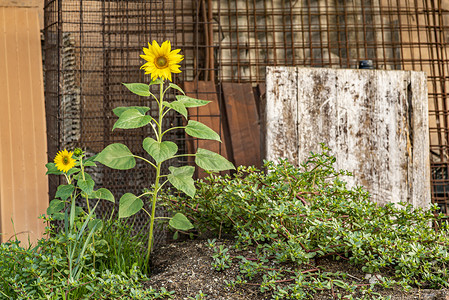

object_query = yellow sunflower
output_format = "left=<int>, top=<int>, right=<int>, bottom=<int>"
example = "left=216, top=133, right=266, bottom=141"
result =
left=140, top=40, right=184, bottom=81
left=54, top=149, right=76, bottom=173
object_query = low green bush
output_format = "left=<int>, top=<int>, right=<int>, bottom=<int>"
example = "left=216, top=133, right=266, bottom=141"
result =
left=0, top=217, right=167, bottom=300
left=163, top=145, right=449, bottom=299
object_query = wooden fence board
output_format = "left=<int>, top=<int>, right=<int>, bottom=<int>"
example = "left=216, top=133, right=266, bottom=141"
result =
left=222, top=83, right=261, bottom=168
left=265, top=66, right=430, bottom=208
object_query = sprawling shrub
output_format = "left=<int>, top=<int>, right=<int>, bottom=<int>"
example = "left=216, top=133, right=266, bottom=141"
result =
left=163, top=145, right=449, bottom=298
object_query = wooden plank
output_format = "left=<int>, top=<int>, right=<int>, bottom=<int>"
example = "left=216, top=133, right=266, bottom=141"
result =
left=0, top=7, right=48, bottom=245
left=265, top=66, right=430, bottom=208
left=184, top=81, right=229, bottom=178
left=222, top=82, right=261, bottom=167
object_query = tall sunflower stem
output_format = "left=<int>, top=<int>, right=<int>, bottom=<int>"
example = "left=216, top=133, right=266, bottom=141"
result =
left=145, top=81, right=165, bottom=272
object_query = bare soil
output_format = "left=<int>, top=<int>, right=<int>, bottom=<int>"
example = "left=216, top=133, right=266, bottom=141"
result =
left=145, top=239, right=449, bottom=300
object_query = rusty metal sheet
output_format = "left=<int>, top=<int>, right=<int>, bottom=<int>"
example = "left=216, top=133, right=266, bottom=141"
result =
left=265, top=66, right=430, bottom=208
left=184, top=81, right=229, bottom=178
left=222, top=82, right=261, bottom=168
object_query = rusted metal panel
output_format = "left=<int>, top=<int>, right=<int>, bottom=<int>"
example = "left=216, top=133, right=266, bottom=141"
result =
left=0, top=7, right=48, bottom=245
left=222, top=83, right=261, bottom=168
left=184, top=81, right=229, bottom=178
left=265, top=67, right=430, bottom=208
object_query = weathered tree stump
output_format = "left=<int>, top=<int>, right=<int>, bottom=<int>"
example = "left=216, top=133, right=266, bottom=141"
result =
left=265, top=66, right=430, bottom=208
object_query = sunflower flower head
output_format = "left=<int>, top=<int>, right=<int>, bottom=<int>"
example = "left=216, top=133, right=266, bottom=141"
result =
left=140, top=40, right=184, bottom=82
left=54, top=149, right=76, bottom=173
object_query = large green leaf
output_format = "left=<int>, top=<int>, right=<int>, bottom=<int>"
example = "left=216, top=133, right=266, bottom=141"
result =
left=149, top=78, right=163, bottom=85
left=168, top=83, right=185, bottom=95
left=92, top=188, right=115, bottom=203
left=122, top=83, right=151, bottom=97
left=113, top=109, right=152, bottom=131
left=95, top=143, right=136, bottom=170
left=195, top=148, right=235, bottom=171
left=55, top=184, right=75, bottom=201
left=143, top=138, right=178, bottom=164
left=47, top=199, right=65, bottom=215
left=113, top=106, right=150, bottom=118
left=77, top=173, right=95, bottom=195
left=118, top=193, right=143, bottom=218
left=164, top=101, right=188, bottom=119
left=45, top=163, right=62, bottom=175
left=167, top=166, right=196, bottom=198
left=185, top=120, right=221, bottom=142
left=176, top=95, right=211, bottom=108
left=169, top=213, right=194, bottom=231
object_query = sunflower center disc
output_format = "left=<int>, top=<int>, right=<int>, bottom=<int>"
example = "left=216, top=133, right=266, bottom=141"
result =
left=63, top=157, right=68, bottom=164
left=156, top=56, right=168, bottom=68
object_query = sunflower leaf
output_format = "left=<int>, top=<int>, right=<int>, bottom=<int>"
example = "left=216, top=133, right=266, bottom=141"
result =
left=119, top=193, right=143, bottom=218
left=122, top=83, right=151, bottom=97
left=92, top=188, right=115, bottom=203
left=77, top=173, right=95, bottom=195
left=195, top=148, right=235, bottom=171
left=113, top=109, right=153, bottom=131
left=176, top=95, right=211, bottom=108
left=149, top=78, right=163, bottom=85
left=95, top=143, right=136, bottom=170
left=45, top=163, right=62, bottom=175
left=167, top=166, right=196, bottom=198
left=143, top=138, right=178, bottom=164
left=113, top=106, right=150, bottom=118
left=185, top=120, right=221, bottom=142
left=47, top=199, right=65, bottom=215
left=55, top=184, right=75, bottom=201
left=169, top=213, right=194, bottom=231
left=168, top=83, right=185, bottom=95
left=164, top=101, right=188, bottom=119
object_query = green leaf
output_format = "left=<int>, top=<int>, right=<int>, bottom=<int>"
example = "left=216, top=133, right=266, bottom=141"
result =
left=167, top=166, right=196, bottom=198
left=169, top=213, right=194, bottom=231
left=118, top=193, right=143, bottom=218
left=185, top=120, right=221, bottom=142
left=45, top=163, right=62, bottom=175
left=168, top=83, right=185, bottom=95
left=164, top=101, right=188, bottom=119
left=95, top=143, right=136, bottom=170
left=143, top=138, right=178, bottom=164
left=176, top=95, right=211, bottom=107
left=52, top=212, right=65, bottom=221
left=88, top=219, right=104, bottom=232
left=149, top=78, right=163, bottom=85
left=47, top=199, right=65, bottom=215
left=195, top=148, right=235, bottom=171
left=113, top=109, right=153, bottom=131
left=122, top=83, right=151, bottom=97
left=92, top=188, right=115, bottom=203
left=66, top=167, right=81, bottom=176
left=113, top=106, right=150, bottom=118
left=77, top=174, right=95, bottom=195
left=83, top=161, right=97, bottom=167
left=55, top=184, right=75, bottom=201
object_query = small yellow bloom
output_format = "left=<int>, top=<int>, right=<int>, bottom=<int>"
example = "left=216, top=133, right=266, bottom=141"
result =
left=54, top=149, right=76, bottom=173
left=140, top=40, right=184, bottom=81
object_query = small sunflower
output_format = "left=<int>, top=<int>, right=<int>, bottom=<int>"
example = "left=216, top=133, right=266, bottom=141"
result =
left=140, top=40, right=184, bottom=81
left=54, top=149, right=76, bottom=173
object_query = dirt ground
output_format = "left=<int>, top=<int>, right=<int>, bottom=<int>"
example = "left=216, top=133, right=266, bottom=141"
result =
left=145, top=239, right=449, bottom=300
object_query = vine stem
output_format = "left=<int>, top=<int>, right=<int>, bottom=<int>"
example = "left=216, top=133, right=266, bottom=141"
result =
left=145, top=81, right=164, bottom=272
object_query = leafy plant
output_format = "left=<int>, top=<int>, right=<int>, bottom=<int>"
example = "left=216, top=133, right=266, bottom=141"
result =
left=94, top=40, right=234, bottom=270
left=164, top=144, right=449, bottom=298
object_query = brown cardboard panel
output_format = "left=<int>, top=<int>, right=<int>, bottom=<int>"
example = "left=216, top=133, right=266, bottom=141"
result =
left=0, top=7, right=48, bottom=246
left=184, top=81, right=229, bottom=178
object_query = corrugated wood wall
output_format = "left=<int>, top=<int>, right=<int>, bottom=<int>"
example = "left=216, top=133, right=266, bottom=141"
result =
left=0, top=6, right=48, bottom=245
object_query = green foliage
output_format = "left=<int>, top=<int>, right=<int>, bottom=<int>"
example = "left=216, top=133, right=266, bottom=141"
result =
left=0, top=217, right=166, bottom=299
left=163, top=145, right=449, bottom=298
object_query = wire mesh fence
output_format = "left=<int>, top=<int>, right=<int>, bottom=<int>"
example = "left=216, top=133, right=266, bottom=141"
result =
left=44, top=0, right=449, bottom=239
